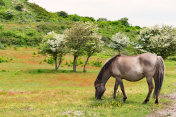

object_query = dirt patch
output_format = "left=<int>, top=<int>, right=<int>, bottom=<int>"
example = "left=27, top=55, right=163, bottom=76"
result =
left=147, top=92, right=176, bottom=117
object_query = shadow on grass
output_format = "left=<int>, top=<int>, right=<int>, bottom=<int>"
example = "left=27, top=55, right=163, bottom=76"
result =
left=26, top=69, right=83, bottom=74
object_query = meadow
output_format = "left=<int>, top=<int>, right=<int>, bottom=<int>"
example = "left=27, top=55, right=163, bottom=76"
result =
left=0, top=47, right=176, bottom=117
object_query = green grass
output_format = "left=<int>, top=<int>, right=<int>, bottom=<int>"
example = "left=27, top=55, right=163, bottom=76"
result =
left=0, top=47, right=176, bottom=117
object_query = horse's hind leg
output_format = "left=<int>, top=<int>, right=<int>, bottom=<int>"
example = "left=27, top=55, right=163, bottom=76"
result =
left=143, top=76, right=154, bottom=104
left=117, top=78, right=127, bottom=102
left=113, top=78, right=119, bottom=99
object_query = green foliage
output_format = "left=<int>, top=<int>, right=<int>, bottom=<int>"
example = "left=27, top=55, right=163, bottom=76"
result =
left=15, top=3, right=24, bottom=11
left=0, top=0, right=5, bottom=6
left=92, top=60, right=102, bottom=67
left=0, top=42, right=4, bottom=49
left=1, top=27, right=43, bottom=46
left=137, top=25, right=176, bottom=59
left=57, top=11, right=68, bottom=18
left=33, top=51, right=36, bottom=55
left=40, top=31, right=68, bottom=70
left=97, top=18, right=108, bottom=22
left=44, top=57, right=54, bottom=64
left=65, top=22, right=99, bottom=56
left=65, top=60, right=73, bottom=66
left=167, top=56, right=176, bottom=61
left=110, top=32, right=130, bottom=53
left=0, top=56, right=12, bottom=63
left=77, top=58, right=83, bottom=65
left=0, top=10, right=14, bottom=20
left=36, top=23, right=70, bottom=34
left=69, top=14, right=80, bottom=21
left=26, top=2, right=52, bottom=22
left=119, top=17, right=129, bottom=26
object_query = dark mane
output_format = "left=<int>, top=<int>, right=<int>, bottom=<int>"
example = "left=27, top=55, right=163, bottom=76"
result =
left=97, top=55, right=120, bottom=81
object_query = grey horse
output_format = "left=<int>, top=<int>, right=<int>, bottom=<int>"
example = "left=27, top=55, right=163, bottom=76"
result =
left=94, top=53, right=165, bottom=104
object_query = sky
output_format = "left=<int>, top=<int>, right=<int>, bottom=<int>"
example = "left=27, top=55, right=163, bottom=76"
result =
left=28, top=0, right=176, bottom=27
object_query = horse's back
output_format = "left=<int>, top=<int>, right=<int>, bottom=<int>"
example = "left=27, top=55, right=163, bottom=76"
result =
left=111, top=53, right=158, bottom=81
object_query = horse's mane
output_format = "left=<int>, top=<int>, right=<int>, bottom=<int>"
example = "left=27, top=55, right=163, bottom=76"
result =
left=97, top=55, right=120, bottom=81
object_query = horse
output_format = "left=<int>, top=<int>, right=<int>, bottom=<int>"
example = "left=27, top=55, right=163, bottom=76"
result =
left=94, top=53, right=165, bottom=104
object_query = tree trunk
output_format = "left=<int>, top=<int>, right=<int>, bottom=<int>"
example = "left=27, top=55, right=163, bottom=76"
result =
left=54, top=55, right=58, bottom=71
left=57, top=56, right=62, bottom=70
left=118, top=47, right=121, bottom=55
left=83, top=56, right=90, bottom=72
left=73, top=55, right=78, bottom=72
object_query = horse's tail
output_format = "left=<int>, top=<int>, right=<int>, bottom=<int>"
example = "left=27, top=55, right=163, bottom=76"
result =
left=153, top=56, right=165, bottom=98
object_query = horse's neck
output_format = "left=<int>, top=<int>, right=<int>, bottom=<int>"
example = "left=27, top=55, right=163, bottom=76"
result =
left=98, top=70, right=111, bottom=86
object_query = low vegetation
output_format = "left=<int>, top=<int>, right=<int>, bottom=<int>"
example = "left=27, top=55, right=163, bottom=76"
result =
left=0, top=0, right=176, bottom=116
left=0, top=47, right=175, bottom=117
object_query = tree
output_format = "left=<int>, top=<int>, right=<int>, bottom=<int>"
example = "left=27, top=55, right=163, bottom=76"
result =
left=39, top=31, right=67, bottom=71
left=97, top=18, right=108, bottom=22
left=110, top=32, right=130, bottom=54
left=83, top=34, right=103, bottom=72
left=65, top=22, right=99, bottom=72
left=119, top=17, right=129, bottom=26
left=57, top=11, right=68, bottom=18
left=136, top=25, right=176, bottom=59
left=70, top=14, right=80, bottom=21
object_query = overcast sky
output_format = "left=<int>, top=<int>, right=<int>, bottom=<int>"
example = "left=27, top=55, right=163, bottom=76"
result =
left=28, top=0, right=176, bottom=27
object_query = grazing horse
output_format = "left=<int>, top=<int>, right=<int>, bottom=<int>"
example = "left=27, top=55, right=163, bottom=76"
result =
left=94, top=53, right=164, bottom=104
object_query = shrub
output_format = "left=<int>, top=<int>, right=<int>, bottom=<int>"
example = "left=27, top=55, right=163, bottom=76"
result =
left=0, top=0, right=5, bottom=6
left=44, top=57, right=54, bottom=64
left=15, top=4, right=24, bottom=11
left=77, top=58, right=83, bottom=65
left=0, top=56, right=12, bottom=63
left=57, top=11, right=68, bottom=18
left=167, top=56, right=176, bottom=61
left=4, top=11, right=14, bottom=20
left=92, top=60, right=102, bottom=67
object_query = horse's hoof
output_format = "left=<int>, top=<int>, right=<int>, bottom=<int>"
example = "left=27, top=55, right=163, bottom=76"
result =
left=142, top=100, right=149, bottom=104
left=155, top=100, right=159, bottom=104
left=123, top=97, right=127, bottom=102
left=155, top=101, right=159, bottom=104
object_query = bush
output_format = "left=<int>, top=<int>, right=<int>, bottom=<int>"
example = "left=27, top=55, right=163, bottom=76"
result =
left=1, top=28, right=43, bottom=46
left=4, top=11, right=14, bottom=20
left=0, top=0, right=5, bottom=6
left=44, top=57, right=54, bottom=64
left=92, top=60, right=102, bottom=67
left=57, top=11, right=68, bottom=18
left=15, top=4, right=24, bottom=11
left=77, top=58, right=83, bottom=65
left=0, top=56, right=12, bottom=63
left=167, top=56, right=176, bottom=61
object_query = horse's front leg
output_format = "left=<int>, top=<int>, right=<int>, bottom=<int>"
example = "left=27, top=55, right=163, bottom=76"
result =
left=113, top=78, right=119, bottom=99
left=143, top=76, right=153, bottom=104
left=118, top=78, right=127, bottom=102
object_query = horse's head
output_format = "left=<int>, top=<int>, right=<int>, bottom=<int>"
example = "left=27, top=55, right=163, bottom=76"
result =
left=94, top=80, right=106, bottom=100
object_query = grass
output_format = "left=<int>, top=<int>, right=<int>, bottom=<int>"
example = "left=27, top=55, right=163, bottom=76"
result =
left=0, top=47, right=176, bottom=117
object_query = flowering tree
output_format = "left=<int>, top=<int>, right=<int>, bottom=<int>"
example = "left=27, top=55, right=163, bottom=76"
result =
left=110, top=32, right=130, bottom=54
left=83, top=35, right=103, bottom=72
left=137, top=25, right=176, bottom=59
left=39, top=31, right=67, bottom=71
left=65, top=22, right=99, bottom=72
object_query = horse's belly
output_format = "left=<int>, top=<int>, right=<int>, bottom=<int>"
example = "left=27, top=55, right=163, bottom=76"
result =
left=122, top=71, right=144, bottom=81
